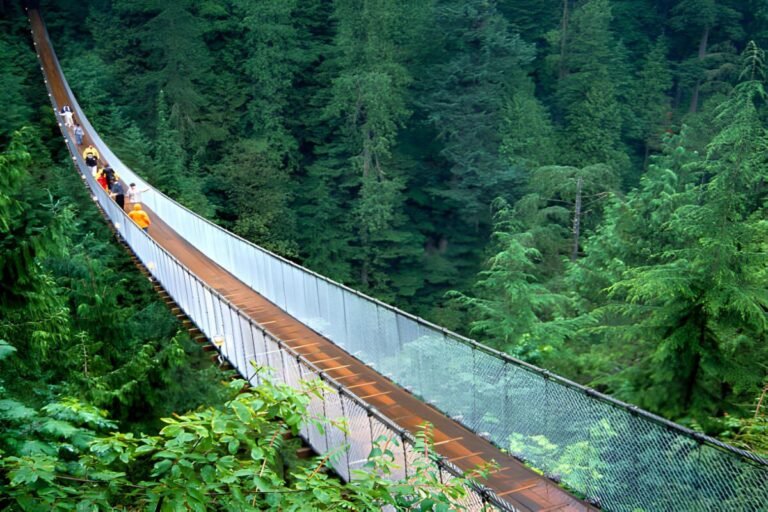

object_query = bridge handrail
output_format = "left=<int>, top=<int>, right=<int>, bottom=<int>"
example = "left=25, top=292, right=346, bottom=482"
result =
left=31, top=14, right=520, bottom=511
left=35, top=10, right=768, bottom=511
left=37, top=62, right=510, bottom=512
left=51, top=41, right=765, bottom=467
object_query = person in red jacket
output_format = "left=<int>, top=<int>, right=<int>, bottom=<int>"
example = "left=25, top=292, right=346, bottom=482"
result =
left=95, top=168, right=108, bottom=190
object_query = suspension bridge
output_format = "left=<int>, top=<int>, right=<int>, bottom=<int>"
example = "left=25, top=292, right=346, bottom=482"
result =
left=27, top=7, right=768, bottom=512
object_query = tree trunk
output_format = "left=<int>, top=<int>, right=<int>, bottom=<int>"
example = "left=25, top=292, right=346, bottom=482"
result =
left=683, top=352, right=701, bottom=410
left=643, top=142, right=651, bottom=171
left=673, top=79, right=682, bottom=110
left=688, top=26, right=710, bottom=114
left=755, top=384, right=768, bottom=419
left=558, top=0, right=570, bottom=79
left=684, top=316, right=706, bottom=410
left=571, top=175, right=583, bottom=261
left=360, top=260, right=369, bottom=288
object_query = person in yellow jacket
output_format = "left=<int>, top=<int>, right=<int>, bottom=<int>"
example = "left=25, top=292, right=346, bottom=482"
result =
left=82, top=145, right=100, bottom=175
left=128, top=203, right=151, bottom=233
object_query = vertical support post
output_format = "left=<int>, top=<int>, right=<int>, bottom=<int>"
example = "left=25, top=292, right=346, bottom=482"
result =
left=338, top=391, right=353, bottom=480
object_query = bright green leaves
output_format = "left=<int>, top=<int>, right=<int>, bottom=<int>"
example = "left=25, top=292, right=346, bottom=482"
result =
left=6, top=455, right=57, bottom=486
left=571, top=44, right=768, bottom=422
left=0, top=399, right=36, bottom=422
left=232, top=400, right=253, bottom=423
left=1, top=372, right=480, bottom=511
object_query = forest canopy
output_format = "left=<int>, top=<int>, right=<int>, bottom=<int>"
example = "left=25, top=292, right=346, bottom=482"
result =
left=0, top=0, right=765, bottom=484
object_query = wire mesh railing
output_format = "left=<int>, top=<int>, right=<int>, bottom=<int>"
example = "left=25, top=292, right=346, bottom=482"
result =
left=32, top=20, right=513, bottom=510
left=35, top=9, right=768, bottom=511
left=50, top=109, right=506, bottom=512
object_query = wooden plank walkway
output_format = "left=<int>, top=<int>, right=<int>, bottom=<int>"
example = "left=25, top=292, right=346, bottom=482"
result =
left=29, top=9, right=595, bottom=511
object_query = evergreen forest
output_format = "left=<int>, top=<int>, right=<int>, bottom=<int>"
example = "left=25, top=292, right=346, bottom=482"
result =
left=1, top=0, right=768, bottom=508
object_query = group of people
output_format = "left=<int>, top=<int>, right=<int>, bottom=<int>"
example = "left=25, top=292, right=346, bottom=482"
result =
left=59, top=105, right=84, bottom=145
left=61, top=105, right=152, bottom=233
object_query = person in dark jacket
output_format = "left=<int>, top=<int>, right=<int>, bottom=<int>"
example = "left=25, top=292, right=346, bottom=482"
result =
left=110, top=181, right=126, bottom=210
left=103, top=166, right=116, bottom=189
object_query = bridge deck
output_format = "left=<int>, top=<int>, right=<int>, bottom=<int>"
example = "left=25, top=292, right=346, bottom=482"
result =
left=30, top=9, right=593, bottom=511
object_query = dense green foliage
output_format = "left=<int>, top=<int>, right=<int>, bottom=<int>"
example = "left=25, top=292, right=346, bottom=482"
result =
left=1, top=370, right=478, bottom=511
left=0, top=0, right=765, bottom=492
left=28, top=0, right=767, bottom=449
left=0, top=7, right=490, bottom=509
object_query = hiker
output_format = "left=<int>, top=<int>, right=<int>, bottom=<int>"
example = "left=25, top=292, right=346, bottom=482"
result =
left=128, top=203, right=151, bottom=233
left=82, top=145, right=99, bottom=175
left=60, top=106, right=74, bottom=128
left=110, top=180, right=126, bottom=210
left=95, top=168, right=108, bottom=191
left=127, top=182, right=149, bottom=207
left=74, top=122, right=84, bottom=145
left=102, top=165, right=117, bottom=189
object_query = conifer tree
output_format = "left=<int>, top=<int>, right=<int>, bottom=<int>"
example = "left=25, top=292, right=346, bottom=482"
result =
left=668, top=0, right=742, bottom=113
left=627, top=38, right=673, bottom=166
left=0, top=35, right=33, bottom=143
left=500, top=82, right=560, bottom=172
left=583, top=43, right=768, bottom=419
left=299, top=0, right=423, bottom=298
left=211, top=139, right=298, bottom=256
left=553, top=0, right=629, bottom=173
left=138, top=0, right=214, bottom=143
left=500, top=163, right=618, bottom=286
left=234, top=0, right=305, bottom=162
left=424, top=0, right=535, bottom=228
left=449, top=201, right=577, bottom=361
left=153, top=90, right=212, bottom=216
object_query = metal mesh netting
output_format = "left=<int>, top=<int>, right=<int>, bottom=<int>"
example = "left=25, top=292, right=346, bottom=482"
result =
left=75, top=113, right=768, bottom=510
left=41, top=19, right=768, bottom=511
left=37, top=29, right=504, bottom=512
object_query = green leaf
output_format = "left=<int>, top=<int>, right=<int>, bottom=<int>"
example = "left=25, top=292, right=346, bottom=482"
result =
left=0, top=399, right=36, bottom=421
left=0, top=340, right=17, bottom=361
left=153, top=450, right=179, bottom=460
left=89, top=470, right=126, bottom=481
left=134, top=444, right=157, bottom=456
left=200, top=465, right=215, bottom=484
left=39, top=419, right=80, bottom=439
left=232, top=401, right=253, bottom=423
left=211, top=416, right=228, bottom=434
left=151, top=459, right=174, bottom=477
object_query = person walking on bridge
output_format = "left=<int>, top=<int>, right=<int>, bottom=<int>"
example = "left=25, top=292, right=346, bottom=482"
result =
left=110, top=181, right=126, bottom=210
left=127, top=183, right=149, bottom=208
left=103, top=165, right=117, bottom=190
left=95, top=168, right=108, bottom=191
left=60, top=105, right=74, bottom=128
left=83, top=145, right=99, bottom=175
left=74, top=122, right=84, bottom=146
left=128, top=203, right=151, bottom=233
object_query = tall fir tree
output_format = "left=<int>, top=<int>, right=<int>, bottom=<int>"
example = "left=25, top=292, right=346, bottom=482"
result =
left=627, top=38, right=674, bottom=166
left=424, top=0, right=535, bottom=229
left=298, top=0, right=423, bottom=300
left=449, top=200, right=579, bottom=362
left=578, top=43, right=768, bottom=420
left=553, top=0, right=629, bottom=174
